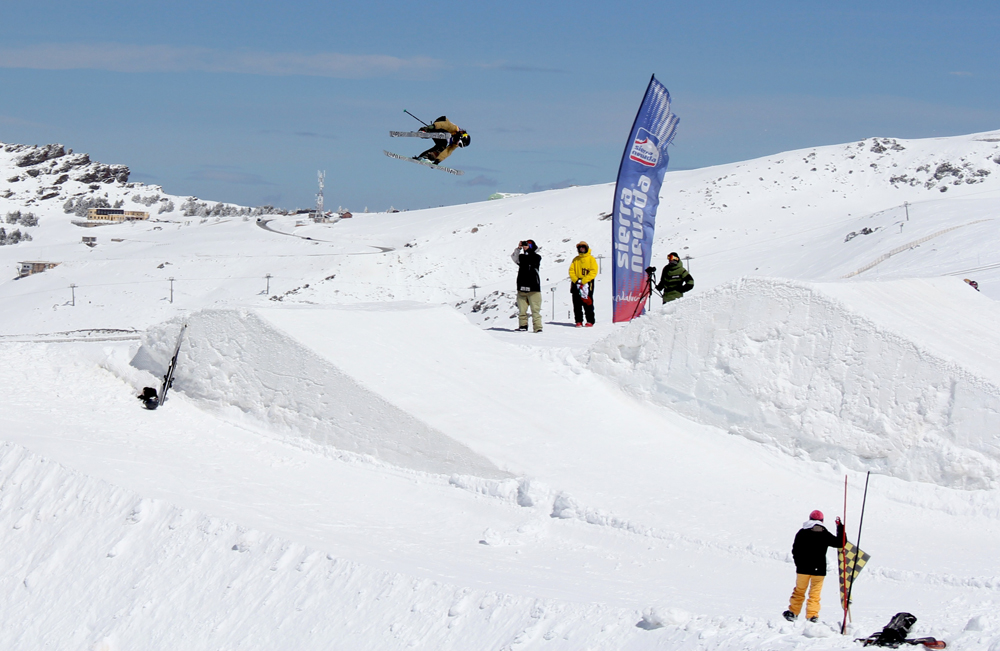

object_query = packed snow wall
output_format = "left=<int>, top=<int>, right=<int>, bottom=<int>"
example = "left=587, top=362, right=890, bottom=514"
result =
left=588, top=277, right=1000, bottom=489
left=131, top=309, right=507, bottom=479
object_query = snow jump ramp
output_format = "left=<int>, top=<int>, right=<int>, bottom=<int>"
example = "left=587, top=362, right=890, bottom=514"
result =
left=590, top=277, right=1000, bottom=489
left=131, top=308, right=508, bottom=479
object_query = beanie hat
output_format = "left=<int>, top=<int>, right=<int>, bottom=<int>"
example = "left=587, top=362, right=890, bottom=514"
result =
left=809, top=509, right=824, bottom=521
left=576, top=241, right=589, bottom=252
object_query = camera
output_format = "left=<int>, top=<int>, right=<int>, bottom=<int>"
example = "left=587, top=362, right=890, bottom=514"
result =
left=519, top=241, right=527, bottom=247
left=645, top=266, right=657, bottom=274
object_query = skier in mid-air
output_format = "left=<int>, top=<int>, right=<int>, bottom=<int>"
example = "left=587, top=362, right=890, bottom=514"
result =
left=414, top=116, right=470, bottom=165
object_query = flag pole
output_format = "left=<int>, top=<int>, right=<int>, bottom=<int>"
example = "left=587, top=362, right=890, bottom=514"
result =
left=840, top=475, right=849, bottom=634
left=844, top=471, right=871, bottom=629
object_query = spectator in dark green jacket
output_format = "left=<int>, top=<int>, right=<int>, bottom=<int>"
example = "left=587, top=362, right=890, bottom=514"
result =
left=656, top=252, right=694, bottom=303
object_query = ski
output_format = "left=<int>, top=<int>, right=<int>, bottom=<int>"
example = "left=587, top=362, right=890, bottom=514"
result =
left=139, top=323, right=187, bottom=410
left=159, top=323, right=188, bottom=406
left=383, top=150, right=463, bottom=176
left=390, top=130, right=454, bottom=140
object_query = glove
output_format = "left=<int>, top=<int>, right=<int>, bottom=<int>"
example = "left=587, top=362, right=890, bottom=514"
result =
left=835, top=517, right=842, bottom=525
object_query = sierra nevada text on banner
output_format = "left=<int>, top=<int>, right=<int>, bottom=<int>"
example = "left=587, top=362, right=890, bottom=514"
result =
left=611, top=75, right=679, bottom=323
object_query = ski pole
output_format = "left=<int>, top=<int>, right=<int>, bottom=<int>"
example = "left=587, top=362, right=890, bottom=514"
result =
left=404, top=109, right=428, bottom=126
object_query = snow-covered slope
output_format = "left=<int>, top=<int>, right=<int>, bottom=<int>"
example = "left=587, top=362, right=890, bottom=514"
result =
left=132, top=310, right=506, bottom=478
left=589, top=276, right=1000, bottom=489
left=2, top=130, right=1000, bottom=649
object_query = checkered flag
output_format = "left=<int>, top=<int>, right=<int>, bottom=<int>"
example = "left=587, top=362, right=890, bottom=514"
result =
left=839, top=541, right=871, bottom=607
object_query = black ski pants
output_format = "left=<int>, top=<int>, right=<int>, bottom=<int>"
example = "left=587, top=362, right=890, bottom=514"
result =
left=571, top=286, right=595, bottom=325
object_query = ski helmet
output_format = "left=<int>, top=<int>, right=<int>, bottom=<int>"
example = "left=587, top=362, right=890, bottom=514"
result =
left=809, top=510, right=824, bottom=521
left=576, top=241, right=589, bottom=253
left=457, top=131, right=470, bottom=148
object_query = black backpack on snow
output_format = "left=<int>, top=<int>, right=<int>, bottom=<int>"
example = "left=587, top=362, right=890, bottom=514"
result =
left=861, top=612, right=917, bottom=647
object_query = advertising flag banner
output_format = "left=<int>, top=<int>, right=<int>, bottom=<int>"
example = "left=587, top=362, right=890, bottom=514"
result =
left=612, top=75, right=679, bottom=323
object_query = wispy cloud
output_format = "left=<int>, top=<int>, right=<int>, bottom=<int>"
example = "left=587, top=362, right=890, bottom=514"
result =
left=294, top=131, right=337, bottom=140
left=0, top=43, right=443, bottom=79
left=535, top=159, right=600, bottom=169
left=187, top=167, right=275, bottom=186
left=458, top=174, right=498, bottom=187
left=477, top=61, right=568, bottom=74
left=530, top=179, right=576, bottom=192
left=0, top=113, right=48, bottom=128
left=490, top=127, right=536, bottom=135
left=258, top=193, right=285, bottom=205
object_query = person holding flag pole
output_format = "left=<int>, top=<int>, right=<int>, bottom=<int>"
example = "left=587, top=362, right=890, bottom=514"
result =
left=783, top=509, right=846, bottom=622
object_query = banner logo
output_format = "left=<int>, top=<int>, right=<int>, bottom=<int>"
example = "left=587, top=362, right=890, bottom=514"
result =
left=628, top=128, right=659, bottom=167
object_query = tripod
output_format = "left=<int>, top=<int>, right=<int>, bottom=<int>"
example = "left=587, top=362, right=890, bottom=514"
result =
left=628, top=266, right=661, bottom=321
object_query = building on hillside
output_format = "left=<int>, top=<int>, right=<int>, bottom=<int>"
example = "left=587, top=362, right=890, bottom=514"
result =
left=86, top=208, right=149, bottom=222
left=17, top=261, right=60, bottom=278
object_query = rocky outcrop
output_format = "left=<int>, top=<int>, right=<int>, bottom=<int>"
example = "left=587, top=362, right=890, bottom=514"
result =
left=4, top=143, right=128, bottom=185
left=72, top=163, right=130, bottom=184
left=15, top=144, right=66, bottom=167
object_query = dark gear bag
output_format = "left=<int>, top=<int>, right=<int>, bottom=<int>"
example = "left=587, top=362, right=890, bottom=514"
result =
left=860, top=612, right=918, bottom=648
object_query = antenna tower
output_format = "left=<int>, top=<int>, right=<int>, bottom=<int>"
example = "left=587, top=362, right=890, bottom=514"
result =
left=315, top=170, right=325, bottom=220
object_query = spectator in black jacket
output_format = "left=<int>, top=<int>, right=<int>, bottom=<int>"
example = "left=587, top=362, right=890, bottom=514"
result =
left=783, top=510, right=845, bottom=623
left=512, top=240, right=543, bottom=333
left=656, top=252, right=694, bottom=303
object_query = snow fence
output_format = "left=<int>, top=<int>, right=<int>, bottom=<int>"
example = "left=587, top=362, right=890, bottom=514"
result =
left=131, top=309, right=507, bottom=479
left=588, top=277, right=1000, bottom=489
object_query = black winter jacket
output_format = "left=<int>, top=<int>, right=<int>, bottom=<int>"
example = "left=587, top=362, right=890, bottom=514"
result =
left=656, top=261, right=694, bottom=302
left=513, top=249, right=542, bottom=293
left=792, top=521, right=845, bottom=576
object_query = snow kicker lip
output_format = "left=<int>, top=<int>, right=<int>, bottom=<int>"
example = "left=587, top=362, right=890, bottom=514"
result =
left=131, top=309, right=508, bottom=479
left=588, top=276, right=1000, bottom=490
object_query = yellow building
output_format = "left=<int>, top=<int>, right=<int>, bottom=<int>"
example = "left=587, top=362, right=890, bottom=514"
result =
left=87, top=208, right=149, bottom=222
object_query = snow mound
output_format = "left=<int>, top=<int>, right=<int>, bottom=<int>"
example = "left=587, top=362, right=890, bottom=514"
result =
left=0, top=442, right=641, bottom=650
left=588, top=277, right=1000, bottom=489
left=131, top=309, right=507, bottom=478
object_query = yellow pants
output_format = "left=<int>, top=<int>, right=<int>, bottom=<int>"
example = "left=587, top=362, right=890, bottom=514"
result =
left=789, top=574, right=825, bottom=619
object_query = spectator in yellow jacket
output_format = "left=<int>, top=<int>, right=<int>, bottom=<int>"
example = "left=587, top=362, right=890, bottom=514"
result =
left=568, top=241, right=598, bottom=327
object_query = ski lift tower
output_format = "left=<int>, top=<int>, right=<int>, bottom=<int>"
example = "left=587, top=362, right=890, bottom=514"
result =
left=313, top=170, right=326, bottom=221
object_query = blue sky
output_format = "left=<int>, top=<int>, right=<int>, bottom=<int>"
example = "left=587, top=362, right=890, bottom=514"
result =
left=1, top=1, right=998, bottom=211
